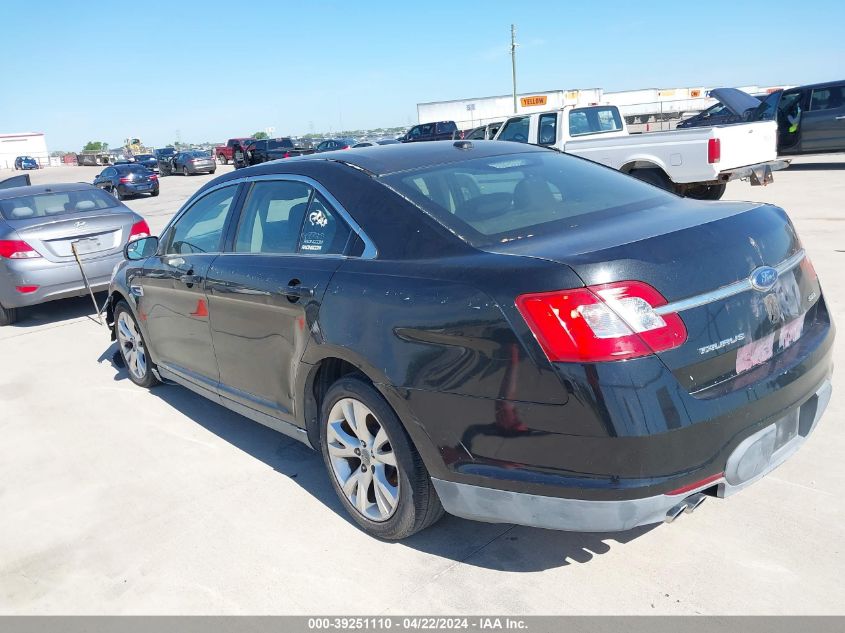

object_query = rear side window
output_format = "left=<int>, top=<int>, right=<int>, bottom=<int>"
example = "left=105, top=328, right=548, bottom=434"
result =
left=497, top=117, right=530, bottom=143
left=809, top=86, right=844, bottom=111
left=234, top=181, right=351, bottom=256
left=0, top=188, right=117, bottom=220
left=569, top=106, right=623, bottom=136
left=435, top=121, right=457, bottom=134
left=382, top=151, right=671, bottom=246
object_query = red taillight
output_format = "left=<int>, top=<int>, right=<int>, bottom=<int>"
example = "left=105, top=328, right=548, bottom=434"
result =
left=0, top=240, right=41, bottom=259
left=129, top=219, right=151, bottom=240
left=119, top=177, right=131, bottom=183
left=283, top=152, right=291, bottom=159
left=800, top=256, right=817, bottom=281
left=15, top=285, right=39, bottom=294
left=515, top=281, right=687, bottom=362
left=707, top=137, right=721, bottom=164
left=666, top=472, right=724, bottom=496
left=149, top=174, right=158, bottom=180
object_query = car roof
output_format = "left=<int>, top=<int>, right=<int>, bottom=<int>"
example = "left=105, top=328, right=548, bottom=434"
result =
left=0, top=182, right=98, bottom=200
left=308, top=140, right=546, bottom=175
left=789, top=79, right=845, bottom=91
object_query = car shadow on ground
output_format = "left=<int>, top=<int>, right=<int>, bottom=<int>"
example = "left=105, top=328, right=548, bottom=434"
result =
left=6, top=293, right=106, bottom=330
left=98, top=342, right=657, bottom=571
left=786, top=162, right=845, bottom=171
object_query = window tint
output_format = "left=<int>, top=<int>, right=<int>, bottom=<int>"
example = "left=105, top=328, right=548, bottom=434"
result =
left=382, top=152, right=672, bottom=246
left=569, top=106, right=623, bottom=136
left=465, top=127, right=486, bottom=140
left=809, top=86, right=844, bottom=111
left=435, top=121, right=457, bottom=134
left=497, top=117, right=530, bottom=142
left=235, top=181, right=312, bottom=254
left=166, top=186, right=236, bottom=254
left=537, top=113, right=557, bottom=145
left=268, top=139, right=294, bottom=149
left=419, top=124, right=434, bottom=136
left=298, top=193, right=350, bottom=255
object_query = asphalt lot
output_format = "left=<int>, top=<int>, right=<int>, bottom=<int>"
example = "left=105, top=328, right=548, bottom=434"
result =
left=1, top=158, right=844, bottom=615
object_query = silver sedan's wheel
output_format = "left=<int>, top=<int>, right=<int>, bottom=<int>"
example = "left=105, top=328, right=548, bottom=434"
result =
left=116, top=310, right=148, bottom=381
left=326, top=397, right=400, bottom=521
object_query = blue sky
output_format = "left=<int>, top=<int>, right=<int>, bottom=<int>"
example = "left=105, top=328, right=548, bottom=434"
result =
left=3, top=0, right=843, bottom=150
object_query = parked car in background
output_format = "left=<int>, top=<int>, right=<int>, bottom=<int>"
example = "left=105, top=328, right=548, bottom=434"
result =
left=315, top=138, right=356, bottom=152
left=400, top=121, right=458, bottom=142
left=494, top=104, right=785, bottom=199
left=155, top=148, right=178, bottom=175
left=172, top=151, right=216, bottom=176
left=0, top=178, right=150, bottom=325
left=132, top=154, right=159, bottom=174
left=107, top=141, right=832, bottom=540
left=759, top=80, right=845, bottom=156
left=93, top=164, right=159, bottom=200
left=243, top=138, right=316, bottom=166
left=215, top=138, right=253, bottom=164
left=677, top=88, right=762, bottom=129
left=352, top=139, right=401, bottom=148
left=463, top=122, right=504, bottom=140
left=14, top=156, right=39, bottom=170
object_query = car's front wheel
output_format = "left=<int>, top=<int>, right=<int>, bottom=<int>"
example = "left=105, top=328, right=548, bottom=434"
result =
left=0, top=302, right=18, bottom=326
left=320, top=376, right=444, bottom=539
left=114, top=301, right=159, bottom=388
left=182, top=166, right=189, bottom=176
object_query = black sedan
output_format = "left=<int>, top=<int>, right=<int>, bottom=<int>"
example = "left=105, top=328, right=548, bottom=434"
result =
left=315, top=138, right=355, bottom=152
left=93, top=163, right=159, bottom=199
left=132, top=153, right=160, bottom=174
left=106, top=141, right=833, bottom=539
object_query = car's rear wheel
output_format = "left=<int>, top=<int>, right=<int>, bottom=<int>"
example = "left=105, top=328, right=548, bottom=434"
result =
left=114, top=301, right=159, bottom=388
left=320, top=376, right=444, bottom=539
left=0, top=302, right=18, bottom=326
left=218, top=155, right=227, bottom=164
left=151, top=189, right=159, bottom=197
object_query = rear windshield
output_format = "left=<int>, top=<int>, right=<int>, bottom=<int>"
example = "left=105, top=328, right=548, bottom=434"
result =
left=381, top=151, right=671, bottom=246
left=0, top=188, right=118, bottom=221
left=568, top=106, right=623, bottom=136
left=268, top=139, right=294, bottom=149
left=117, top=165, right=152, bottom=174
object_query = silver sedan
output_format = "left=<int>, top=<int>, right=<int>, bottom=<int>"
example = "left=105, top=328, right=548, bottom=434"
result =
left=0, top=180, right=149, bottom=325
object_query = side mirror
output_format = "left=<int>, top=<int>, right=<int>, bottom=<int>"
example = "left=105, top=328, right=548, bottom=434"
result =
left=125, top=235, right=159, bottom=261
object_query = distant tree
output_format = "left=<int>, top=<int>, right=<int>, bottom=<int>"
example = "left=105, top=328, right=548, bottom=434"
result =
left=251, top=131, right=269, bottom=140
left=83, top=141, right=105, bottom=151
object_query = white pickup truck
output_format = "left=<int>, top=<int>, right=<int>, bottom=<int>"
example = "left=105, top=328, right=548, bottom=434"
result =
left=492, top=105, right=788, bottom=199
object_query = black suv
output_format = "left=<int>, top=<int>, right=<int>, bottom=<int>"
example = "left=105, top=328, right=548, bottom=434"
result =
left=400, top=121, right=458, bottom=143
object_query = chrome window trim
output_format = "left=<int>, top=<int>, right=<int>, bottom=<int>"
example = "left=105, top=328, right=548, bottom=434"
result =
left=654, top=249, right=805, bottom=316
left=161, top=174, right=378, bottom=260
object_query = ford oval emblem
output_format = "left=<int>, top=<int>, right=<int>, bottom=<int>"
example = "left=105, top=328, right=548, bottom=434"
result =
left=750, top=266, right=779, bottom=292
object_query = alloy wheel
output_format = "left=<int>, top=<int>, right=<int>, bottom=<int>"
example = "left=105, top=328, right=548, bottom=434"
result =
left=326, top=397, right=400, bottom=521
left=116, top=311, right=148, bottom=381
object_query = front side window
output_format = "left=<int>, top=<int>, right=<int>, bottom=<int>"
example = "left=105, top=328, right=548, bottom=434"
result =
left=569, top=106, right=623, bottom=136
left=497, top=117, right=530, bottom=143
left=537, top=113, right=557, bottom=145
left=419, top=124, right=434, bottom=136
left=166, top=186, right=237, bottom=254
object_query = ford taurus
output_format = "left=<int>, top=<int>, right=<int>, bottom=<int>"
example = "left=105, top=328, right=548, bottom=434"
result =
left=106, top=141, right=833, bottom=539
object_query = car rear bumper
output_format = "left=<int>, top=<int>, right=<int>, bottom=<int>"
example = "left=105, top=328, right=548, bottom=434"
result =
left=187, top=164, right=215, bottom=174
left=432, top=379, right=831, bottom=532
left=0, top=252, right=123, bottom=308
left=120, top=183, right=159, bottom=195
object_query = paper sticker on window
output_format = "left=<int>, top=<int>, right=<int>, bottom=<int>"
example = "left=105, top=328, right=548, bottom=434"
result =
left=309, top=209, right=329, bottom=227
left=779, top=313, right=805, bottom=349
left=735, top=332, right=775, bottom=374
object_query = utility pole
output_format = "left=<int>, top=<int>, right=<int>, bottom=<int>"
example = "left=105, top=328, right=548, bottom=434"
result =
left=510, top=24, right=518, bottom=113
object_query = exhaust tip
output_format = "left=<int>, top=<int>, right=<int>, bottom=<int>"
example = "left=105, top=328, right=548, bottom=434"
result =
left=684, top=493, right=707, bottom=514
left=665, top=501, right=688, bottom=523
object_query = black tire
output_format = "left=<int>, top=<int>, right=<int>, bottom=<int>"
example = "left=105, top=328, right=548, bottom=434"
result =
left=686, top=183, right=727, bottom=201
left=182, top=166, right=189, bottom=176
left=218, top=155, right=227, bottom=164
left=112, top=186, right=124, bottom=201
left=209, top=168, right=216, bottom=175
left=0, top=302, right=18, bottom=326
left=319, top=376, right=444, bottom=540
left=151, top=189, right=159, bottom=197
left=113, top=301, right=159, bottom=388
left=630, top=168, right=674, bottom=192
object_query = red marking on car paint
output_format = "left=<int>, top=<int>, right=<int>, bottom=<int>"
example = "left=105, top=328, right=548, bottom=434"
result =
left=666, top=472, right=724, bottom=496
left=139, top=310, right=148, bottom=321
left=297, top=316, right=304, bottom=331
left=190, top=299, right=209, bottom=318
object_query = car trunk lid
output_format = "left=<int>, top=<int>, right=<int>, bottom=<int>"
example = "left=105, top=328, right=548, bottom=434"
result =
left=8, top=211, right=136, bottom=262
left=490, top=199, right=822, bottom=394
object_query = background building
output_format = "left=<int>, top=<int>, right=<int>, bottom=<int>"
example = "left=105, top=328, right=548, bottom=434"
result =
left=0, top=132, right=49, bottom=170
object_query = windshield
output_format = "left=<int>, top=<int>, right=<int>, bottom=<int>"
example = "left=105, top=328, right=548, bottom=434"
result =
left=381, top=151, right=672, bottom=247
left=0, top=188, right=118, bottom=221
